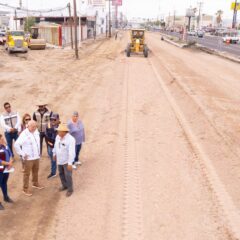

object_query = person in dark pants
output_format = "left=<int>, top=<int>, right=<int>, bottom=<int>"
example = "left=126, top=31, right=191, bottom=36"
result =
left=46, top=113, right=60, bottom=179
left=53, top=124, right=75, bottom=197
left=0, top=102, right=21, bottom=158
left=0, top=134, right=14, bottom=210
left=33, top=104, right=52, bottom=155
left=67, top=111, right=85, bottom=169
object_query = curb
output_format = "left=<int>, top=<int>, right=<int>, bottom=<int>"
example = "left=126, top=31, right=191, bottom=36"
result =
left=196, top=43, right=240, bottom=64
left=159, top=33, right=188, bottom=48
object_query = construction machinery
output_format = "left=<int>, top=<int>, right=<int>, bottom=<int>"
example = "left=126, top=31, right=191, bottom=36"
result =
left=28, top=26, right=46, bottom=50
left=5, top=30, right=28, bottom=54
left=126, top=29, right=149, bottom=58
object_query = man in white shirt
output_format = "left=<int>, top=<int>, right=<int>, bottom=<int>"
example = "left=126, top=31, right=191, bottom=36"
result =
left=1, top=102, right=21, bottom=157
left=14, top=120, right=44, bottom=197
left=53, top=123, right=75, bottom=197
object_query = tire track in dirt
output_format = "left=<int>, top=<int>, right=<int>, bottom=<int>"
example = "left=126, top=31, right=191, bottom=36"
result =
left=151, top=48, right=240, bottom=161
left=149, top=57, right=239, bottom=240
left=121, top=60, right=144, bottom=240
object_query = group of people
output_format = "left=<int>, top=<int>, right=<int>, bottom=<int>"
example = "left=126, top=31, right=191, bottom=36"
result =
left=0, top=102, right=85, bottom=210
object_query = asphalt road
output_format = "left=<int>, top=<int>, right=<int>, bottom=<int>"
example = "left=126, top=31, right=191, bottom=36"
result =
left=160, top=30, right=240, bottom=57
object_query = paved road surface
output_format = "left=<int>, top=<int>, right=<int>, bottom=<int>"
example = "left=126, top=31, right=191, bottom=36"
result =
left=160, top=30, right=240, bottom=57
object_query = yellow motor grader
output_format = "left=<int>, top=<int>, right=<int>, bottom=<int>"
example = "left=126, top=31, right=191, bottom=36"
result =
left=126, top=29, right=149, bottom=58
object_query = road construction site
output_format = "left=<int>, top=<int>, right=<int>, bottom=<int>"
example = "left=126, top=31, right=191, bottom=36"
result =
left=0, top=31, right=240, bottom=240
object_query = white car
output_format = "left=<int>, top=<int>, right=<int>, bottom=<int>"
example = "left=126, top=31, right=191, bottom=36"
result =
left=222, top=35, right=239, bottom=44
left=187, top=31, right=196, bottom=36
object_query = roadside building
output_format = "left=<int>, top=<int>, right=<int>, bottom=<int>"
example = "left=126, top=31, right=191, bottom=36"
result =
left=10, top=0, right=108, bottom=46
left=0, top=10, right=10, bottom=29
left=166, top=14, right=214, bottom=31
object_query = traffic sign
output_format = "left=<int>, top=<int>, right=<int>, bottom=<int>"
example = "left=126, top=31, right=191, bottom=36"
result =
left=231, top=2, right=240, bottom=10
left=112, top=0, right=122, bottom=6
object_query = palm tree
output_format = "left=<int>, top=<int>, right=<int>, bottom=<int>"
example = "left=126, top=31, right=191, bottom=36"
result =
left=216, top=10, right=223, bottom=27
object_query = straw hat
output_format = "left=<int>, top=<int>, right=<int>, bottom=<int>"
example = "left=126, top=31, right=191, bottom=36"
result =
left=36, top=103, right=48, bottom=106
left=56, top=123, right=69, bottom=132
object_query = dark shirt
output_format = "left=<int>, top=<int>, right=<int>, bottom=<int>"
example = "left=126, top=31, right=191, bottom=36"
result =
left=46, top=123, right=59, bottom=148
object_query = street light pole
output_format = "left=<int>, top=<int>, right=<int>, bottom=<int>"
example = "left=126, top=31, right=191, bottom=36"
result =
left=73, top=0, right=79, bottom=59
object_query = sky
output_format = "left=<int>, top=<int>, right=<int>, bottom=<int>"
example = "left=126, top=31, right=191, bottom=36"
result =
left=0, top=0, right=237, bottom=19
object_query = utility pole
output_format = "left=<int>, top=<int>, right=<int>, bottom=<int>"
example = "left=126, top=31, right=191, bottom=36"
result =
left=173, top=10, right=176, bottom=29
left=108, top=0, right=111, bottom=37
left=232, top=0, right=238, bottom=28
left=115, top=1, right=118, bottom=29
left=26, top=0, right=29, bottom=32
left=106, top=14, right=108, bottom=37
left=78, top=0, right=82, bottom=48
left=73, top=0, right=79, bottom=59
left=19, top=0, right=22, bottom=8
left=94, top=11, right=97, bottom=40
left=15, top=9, right=17, bottom=30
left=67, top=3, right=73, bottom=49
left=168, top=12, right=170, bottom=28
left=197, top=2, right=203, bottom=29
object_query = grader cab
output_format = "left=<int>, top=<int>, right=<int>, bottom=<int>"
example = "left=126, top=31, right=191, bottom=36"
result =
left=126, top=29, right=149, bottom=58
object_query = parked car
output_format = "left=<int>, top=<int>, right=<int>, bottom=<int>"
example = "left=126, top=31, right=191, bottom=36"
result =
left=0, top=32, right=6, bottom=45
left=187, top=31, right=196, bottom=36
left=196, top=30, right=204, bottom=38
left=222, top=35, right=239, bottom=44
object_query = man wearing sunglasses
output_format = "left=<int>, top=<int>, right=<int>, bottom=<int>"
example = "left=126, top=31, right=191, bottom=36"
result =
left=0, top=102, right=21, bottom=157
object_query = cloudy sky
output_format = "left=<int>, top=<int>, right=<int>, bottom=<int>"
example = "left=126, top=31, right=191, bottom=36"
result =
left=1, top=0, right=237, bottom=19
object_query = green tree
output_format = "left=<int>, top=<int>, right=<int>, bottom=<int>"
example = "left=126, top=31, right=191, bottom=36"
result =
left=24, top=17, right=36, bottom=32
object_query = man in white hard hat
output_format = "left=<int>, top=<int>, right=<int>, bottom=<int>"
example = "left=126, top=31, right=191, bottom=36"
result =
left=53, top=123, right=75, bottom=197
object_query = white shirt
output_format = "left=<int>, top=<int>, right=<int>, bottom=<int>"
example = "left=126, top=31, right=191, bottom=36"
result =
left=14, top=128, right=40, bottom=160
left=1, top=111, right=21, bottom=132
left=53, top=133, right=76, bottom=165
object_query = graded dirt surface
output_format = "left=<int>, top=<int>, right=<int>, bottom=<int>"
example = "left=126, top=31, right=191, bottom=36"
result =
left=0, top=31, right=239, bottom=240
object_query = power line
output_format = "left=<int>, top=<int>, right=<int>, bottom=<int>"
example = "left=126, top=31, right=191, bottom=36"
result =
left=0, top=2, right=68, bottom=13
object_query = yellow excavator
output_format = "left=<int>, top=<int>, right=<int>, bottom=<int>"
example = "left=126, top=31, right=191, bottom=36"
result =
left=28, top=27, right=46, bottom=50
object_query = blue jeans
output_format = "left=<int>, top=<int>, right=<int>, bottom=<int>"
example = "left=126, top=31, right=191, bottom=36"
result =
left=74, top=144, right=82, bottom=163
left=0, top=172, right=9, bottom=200
left=5, top=132, right=18, bottom=157
left=47, top=146, right=56, bottom=175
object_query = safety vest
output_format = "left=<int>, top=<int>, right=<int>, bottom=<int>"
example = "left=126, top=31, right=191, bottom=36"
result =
left=34, top=110, right=51, bottom=133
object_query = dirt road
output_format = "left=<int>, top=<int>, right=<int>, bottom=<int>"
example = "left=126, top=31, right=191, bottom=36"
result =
left=0, top=32, right=239, bottom=240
